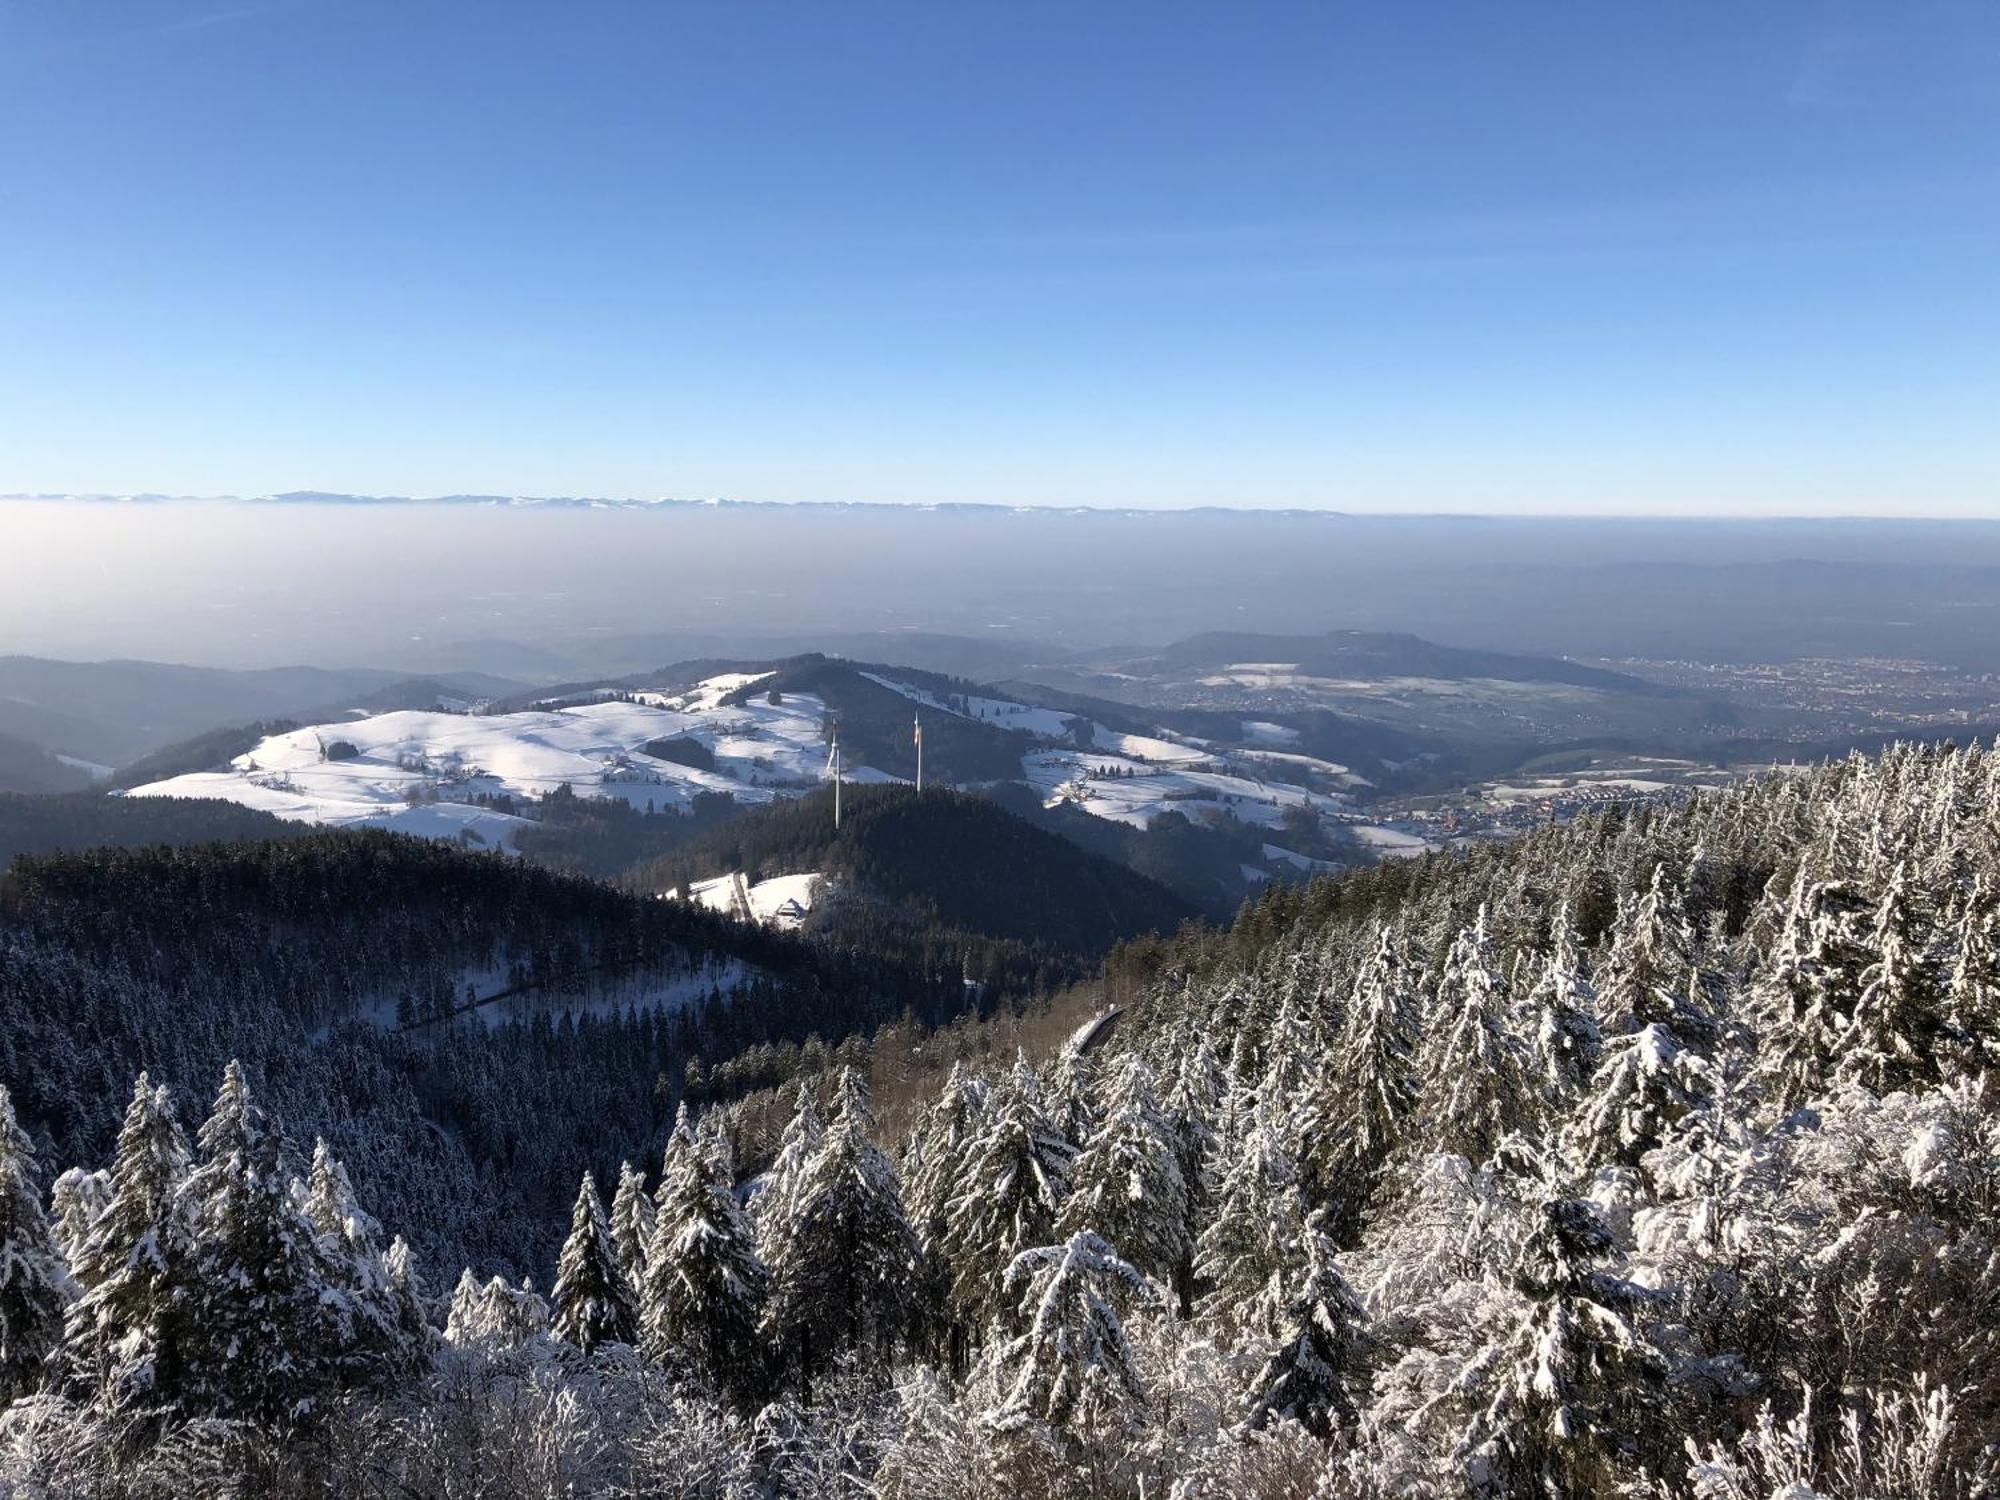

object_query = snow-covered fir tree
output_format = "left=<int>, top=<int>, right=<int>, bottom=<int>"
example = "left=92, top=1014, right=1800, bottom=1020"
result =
left=642, top=1104, right=769, bottom=1403
left=1452, top=1195, right=1662, bottom=1496
left=1944, top=872, right=2000, bottom=1066
left=1191, top=1092, right=1300, bottom=1341
left=550, top=1171, right=638, bottom=1353
left=1747, top=870, right=1875, bottom=1115
left=1595, top=864, right=1708, bottom=1039
left=444, top=1271, right=550, bottom=1353
left=1842, top=859, right=1945, bottom=1094
left=941, top=1055, right=1074, bottom=1330
left=1240, top=1207, right=1367, bottom=1439
left=1046, top=1041, right=1100, bottom=1151
left=902, top=1060, right=988, bottom=1259
left=1521, top=900, right=1602, bottom=1108
left=987, top=1230, right=1155, bottom=1441
left=754, top=1085, right=823, bottom=1250
left=764, top=1068, right=920, bottom=1386
left=1566, top=1019, right=1713, bottom=1170
left=302, top=1136, right=407, bottom=1381
left=1413, top=907, right=1536, bottom=1164
left=176, top=1061, right=358, bottom=1424
left=1317, top=923, right=1421, bottom=1195
left=56, top=1074, right=193, bottom=1415
left=902, top=1059, right=990, bottom=1362
left=606, top=1158, right=656, bottom=1294
left=0, top=1084, right=71, bottom=1406
left=46, top=1167, right=110, bottom=1270
left=1160, top=1034, right=1224, bottom=1311
left=1058, top=1053, right=1188, bottom=1285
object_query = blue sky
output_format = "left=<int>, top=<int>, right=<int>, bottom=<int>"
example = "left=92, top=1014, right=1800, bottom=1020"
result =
left=1, top=2, right=1995, bottom=513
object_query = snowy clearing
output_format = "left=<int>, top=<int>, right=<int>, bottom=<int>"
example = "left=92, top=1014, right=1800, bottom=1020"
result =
left=1343, top=822, right=1436, bottom=855
left=674, top=871, right=823, bottom=930
left=1239, top=720, right=1301, bottom=746
left=1024, top=747, right=1348, bottom=831
left=1088, top=724, right=1210, bottom=764
left=1230, top=747, right=1370, bottom=788
left=859, top=672, right=1078, bottom=739
left=1262, top=843, right=1341, bottom=873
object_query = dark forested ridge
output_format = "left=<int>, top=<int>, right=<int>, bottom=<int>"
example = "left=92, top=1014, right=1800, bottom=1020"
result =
left=3, top=742, right=1999, bottom=1497
left=0, top=789, right=310, bottom=867
left=633, top=783, right=1197, bottom=955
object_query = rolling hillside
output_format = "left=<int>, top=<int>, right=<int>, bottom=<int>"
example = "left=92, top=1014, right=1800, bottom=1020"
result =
left=114, top=659, right=1392, bottom=894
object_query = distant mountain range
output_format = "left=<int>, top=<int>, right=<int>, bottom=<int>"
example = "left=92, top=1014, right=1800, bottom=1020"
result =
left=3, top=490, right=1355, bottom=519
left=15, top=500, right=2000, bottom=678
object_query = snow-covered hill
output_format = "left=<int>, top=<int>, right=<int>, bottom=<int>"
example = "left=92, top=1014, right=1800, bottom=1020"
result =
left=122, top=665, right=1394, bottom=864
left=861, top=669, right=1365, bottom=832
left=123, top=677, right=889, bottom=847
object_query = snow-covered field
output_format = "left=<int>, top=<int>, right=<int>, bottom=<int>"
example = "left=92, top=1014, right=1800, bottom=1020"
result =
left=123, top=680, right=872, bottom=848
left=859, top=672, right=1077, bottom=739
left=1239, top=720, right=1301, bottom=746
left=674, top=871, right=823, bottom=930
left=1022, top=747, right=1349, bottom=831
left=1343, top=823, right=1437, bottom=854
left=334, top=954, right=758, bottom=1034
left=1089, top=724, right=1209, bottom=764
left=467, top=958, right=755, bottom=1030
left=1230, top=746, right=1371, bottom=788
left=1262, top=842, right=1340, bottom=873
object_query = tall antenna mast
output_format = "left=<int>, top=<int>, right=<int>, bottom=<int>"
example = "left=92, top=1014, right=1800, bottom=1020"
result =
left=913, top=711, right=923, bottom=793
left=825, top=720, right=842, bottom=830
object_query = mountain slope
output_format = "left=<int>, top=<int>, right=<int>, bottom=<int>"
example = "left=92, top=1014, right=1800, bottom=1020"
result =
left=0, top=829, right=975, bottom=1276
left=10, top=744, right=1999, bottom=1494
left=0, top=732, right=97, bottom=795
left=635, top=784, right=1196, bottom=956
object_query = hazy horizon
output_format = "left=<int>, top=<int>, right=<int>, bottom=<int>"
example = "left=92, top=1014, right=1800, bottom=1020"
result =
left=14, top=491, right=2000, bottom=523
left=7, top=497, right=2000, bottom=678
